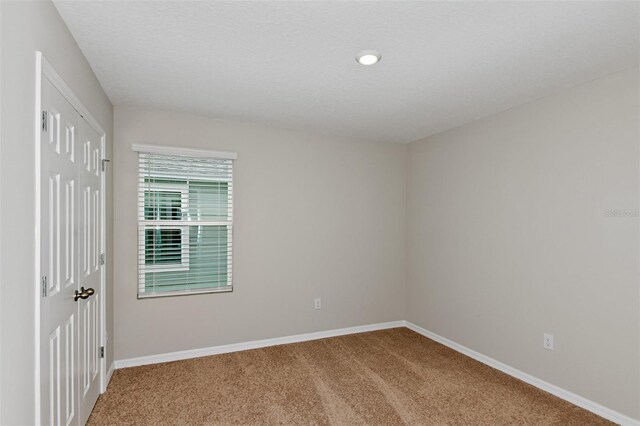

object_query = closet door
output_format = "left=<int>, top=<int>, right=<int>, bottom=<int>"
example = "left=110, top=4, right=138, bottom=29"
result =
left=77, top=117, right=102, bottom=425
left=40, top=75, right=103, bottom=426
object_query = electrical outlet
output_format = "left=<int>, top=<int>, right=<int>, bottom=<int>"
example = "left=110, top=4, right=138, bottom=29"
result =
left=543, top=333, right=554, bottom=351
left=314, top=298, right=322, bottom=310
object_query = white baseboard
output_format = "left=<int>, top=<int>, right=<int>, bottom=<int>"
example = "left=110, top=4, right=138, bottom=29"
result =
left=105, top=362, right=115, bottom=389
left=404, top=321, right=639, bottom=426
left=114, top=320, right=405, bottom=369
left=113, top=319, right=637, bottom=425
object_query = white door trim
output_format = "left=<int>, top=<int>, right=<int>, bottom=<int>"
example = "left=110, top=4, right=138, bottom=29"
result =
left=35, top=51, right=108, bottom=424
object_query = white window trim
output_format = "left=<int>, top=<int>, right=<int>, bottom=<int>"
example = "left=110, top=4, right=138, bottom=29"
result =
left=132, top=143, right=238, bottom=160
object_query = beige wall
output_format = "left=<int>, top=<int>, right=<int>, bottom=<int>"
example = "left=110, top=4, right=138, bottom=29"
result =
left=113, top=106, right=407, bottom=360
left=0, top=2, right=635, bottom=420
left=0, top=1, right=113, bottom=424
left=406, top=67, right=640, bottom=419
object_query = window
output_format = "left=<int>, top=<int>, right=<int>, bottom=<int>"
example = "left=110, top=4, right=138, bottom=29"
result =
left=143, top=182, right=189, bottom=271
left=135, top=145, right=236, bottom=298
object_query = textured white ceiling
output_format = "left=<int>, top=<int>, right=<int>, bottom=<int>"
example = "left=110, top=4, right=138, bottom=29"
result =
left=53, top=1, right=639, bottom=143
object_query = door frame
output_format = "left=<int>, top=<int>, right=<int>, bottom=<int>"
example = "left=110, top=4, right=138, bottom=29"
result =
left=34, top=51, right=107, bottom=424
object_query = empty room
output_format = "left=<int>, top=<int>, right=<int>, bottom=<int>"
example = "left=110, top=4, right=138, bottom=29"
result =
left=0, top=0, right=639, bottom=424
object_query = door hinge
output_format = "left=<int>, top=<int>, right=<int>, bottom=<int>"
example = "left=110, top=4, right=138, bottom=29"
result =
left=100, top=346, right=105, bottom=359
left=100, top=253, right=105, bottom=266
left=101, top=159, right=110, bottom=172
left=41, top=111, right=48, bottom=132
left=41, top=276, right=48, bottom=297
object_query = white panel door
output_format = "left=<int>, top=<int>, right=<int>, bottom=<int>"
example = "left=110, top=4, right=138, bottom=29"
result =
left=40, top=76, right=81, bottom=426
left=40, top=76, right=102, bottom=426
left=77, top=116, right=102, bottom=425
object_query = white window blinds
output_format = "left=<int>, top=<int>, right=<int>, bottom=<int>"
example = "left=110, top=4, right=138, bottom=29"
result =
left=136, top=147, right=235, bottom=298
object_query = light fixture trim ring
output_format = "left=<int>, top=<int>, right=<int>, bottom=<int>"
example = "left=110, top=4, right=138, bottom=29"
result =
left=356, top=50, right=381, bottom=66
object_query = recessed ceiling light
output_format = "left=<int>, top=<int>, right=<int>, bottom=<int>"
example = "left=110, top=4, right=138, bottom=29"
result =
left=356, top=50, right=381, bottom=66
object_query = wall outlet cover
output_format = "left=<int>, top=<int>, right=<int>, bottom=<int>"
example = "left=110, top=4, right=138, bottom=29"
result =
left=543, top=333, right=554, bottom=350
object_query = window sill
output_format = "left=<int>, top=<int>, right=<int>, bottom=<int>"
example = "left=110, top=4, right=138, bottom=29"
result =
left=137, top=286, right=232, bottom=299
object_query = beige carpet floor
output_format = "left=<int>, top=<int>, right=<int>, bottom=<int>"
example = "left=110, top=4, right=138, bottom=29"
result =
left=89, top=328, right=611, bottom=425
